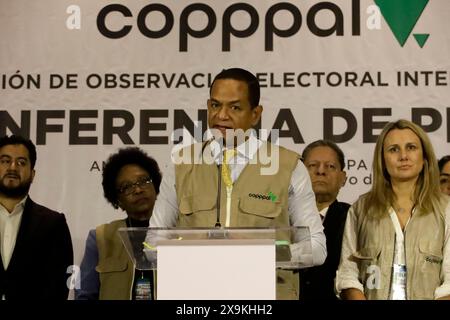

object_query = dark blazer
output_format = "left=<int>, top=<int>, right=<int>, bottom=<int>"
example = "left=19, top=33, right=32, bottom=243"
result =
left=0, top=197, right=73, bottom=300
left=299, top=200, right=350, bottom=300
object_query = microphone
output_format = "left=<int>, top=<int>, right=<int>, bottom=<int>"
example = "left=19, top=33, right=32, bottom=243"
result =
left=210, top=148, right=229, bottom=239
left=201, top=137, right=222, bottom=228
left=204, top=135, right=228, bottom=238
left=215, top=153, right=222, bottom=228
left=210, top=161, right=229, bottom=239
left=204, top=135, right=223, bottom=229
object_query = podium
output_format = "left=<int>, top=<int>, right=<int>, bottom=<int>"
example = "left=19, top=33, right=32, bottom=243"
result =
left=118, top=227, right=311, bottom=300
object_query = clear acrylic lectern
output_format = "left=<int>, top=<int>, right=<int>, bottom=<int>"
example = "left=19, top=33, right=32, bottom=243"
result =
left=118, top=227, right=311, bottom=299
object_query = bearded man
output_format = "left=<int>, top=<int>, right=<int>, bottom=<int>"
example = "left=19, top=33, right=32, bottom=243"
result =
left=0, top=135, right=73, bottom=300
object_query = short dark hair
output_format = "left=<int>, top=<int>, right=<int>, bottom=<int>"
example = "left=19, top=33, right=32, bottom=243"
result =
left=438, top=155, right=450, bottom=172
left=302, top=139, right=346, bottom=170
left=102, top=147, right=162, bottom=209
left=0, top=135, right=37, bottom=169
left=210, top=68, right=260, bottom=108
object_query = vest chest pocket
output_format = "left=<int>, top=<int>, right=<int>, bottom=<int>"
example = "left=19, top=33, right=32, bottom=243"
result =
left=416, top=241, right=444, bottom=281
left=96, top=256, right=132, bottom=300
left=238, top=197, right=283, bottom=226
left=412, top=242, right=443, bottom=299
left=96, top=257, right=128, bottom=274
left=352, top=247, right=382, bottom=291
left=419, top=242, right=443, bottom=266
left=179, top=195, right=216, bottom=215
left=178, top=195, right=217, bottom=227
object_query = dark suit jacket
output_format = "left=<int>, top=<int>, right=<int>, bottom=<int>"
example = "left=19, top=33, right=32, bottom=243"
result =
left=299, top=200, right=350, bottom=300
left=0, top=197, right=73, bottom=299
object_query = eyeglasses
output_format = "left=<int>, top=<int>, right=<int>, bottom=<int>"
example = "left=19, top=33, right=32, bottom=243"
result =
left=0, top=156, right=29, bottom=168
left=117, top=177, right=153, bottom=196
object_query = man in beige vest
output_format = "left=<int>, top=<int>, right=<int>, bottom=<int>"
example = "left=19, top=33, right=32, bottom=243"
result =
left=150, top=68, right=326, bottom=299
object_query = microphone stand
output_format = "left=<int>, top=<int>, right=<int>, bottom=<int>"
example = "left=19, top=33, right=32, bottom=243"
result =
left=201, top=138, right=223, bottom=229
left=215, top=161, right=222, bottom=228
left=208, top=147, right=228, bottom=239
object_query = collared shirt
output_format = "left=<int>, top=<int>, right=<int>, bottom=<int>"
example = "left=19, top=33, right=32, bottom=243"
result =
left=0, top=196, right=27, bottom=269
left=150, top=133, right=326, bottom=266
left=319, top=206, right=329, bottom=222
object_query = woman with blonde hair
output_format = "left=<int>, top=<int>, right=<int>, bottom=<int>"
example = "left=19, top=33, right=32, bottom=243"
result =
left=336, top=119, right=450, bottom=300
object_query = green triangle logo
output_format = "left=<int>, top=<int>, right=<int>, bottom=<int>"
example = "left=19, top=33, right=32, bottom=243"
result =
left=375, top=0, right=429, bottom=47
left=268, top=191, right=277, bottom=202
left=413, top=33, right=429, bottom=48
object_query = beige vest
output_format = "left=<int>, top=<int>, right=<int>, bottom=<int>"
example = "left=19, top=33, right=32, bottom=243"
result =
left=175, top=141, right=300, bottom=299
left=352, top=197, right=446, bottom=300
left=96, top=219, right=134, bottom=300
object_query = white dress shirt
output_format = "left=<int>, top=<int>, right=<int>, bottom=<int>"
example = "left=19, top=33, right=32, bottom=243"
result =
left=150, top=134, right=327, bottom=266
left=319, top=206, right=329, bottom=221
left=0, top=196, right=27, bottom=269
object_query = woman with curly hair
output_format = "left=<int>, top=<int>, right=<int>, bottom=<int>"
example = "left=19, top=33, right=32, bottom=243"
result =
left=75, top=147, right=161, bottom=300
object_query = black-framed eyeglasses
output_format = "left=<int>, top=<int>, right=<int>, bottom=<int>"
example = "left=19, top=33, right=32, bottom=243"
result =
left=117, top=177, right=153, bottom=196
left=0, top=155, right=29, bottom=168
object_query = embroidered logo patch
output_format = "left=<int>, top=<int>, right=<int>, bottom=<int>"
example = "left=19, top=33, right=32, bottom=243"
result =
left=425, top=256, right=442, bottom=265
left=249, top=192, right=278, bottom=202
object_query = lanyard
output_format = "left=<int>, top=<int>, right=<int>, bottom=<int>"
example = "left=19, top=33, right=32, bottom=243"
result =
left=388, top=209, right=409, bottom=300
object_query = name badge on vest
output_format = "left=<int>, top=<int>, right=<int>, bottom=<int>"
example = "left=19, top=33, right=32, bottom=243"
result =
left=390, top=264, right=407, bottom=300
left=135, top=274, right=152, bottom=300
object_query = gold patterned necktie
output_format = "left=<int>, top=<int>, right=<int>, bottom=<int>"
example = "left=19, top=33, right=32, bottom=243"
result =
left=222, top=149, right=237, bottom=188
